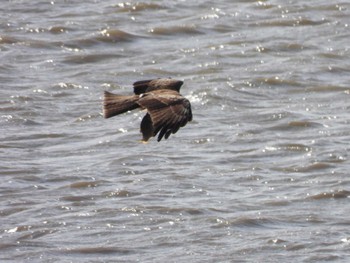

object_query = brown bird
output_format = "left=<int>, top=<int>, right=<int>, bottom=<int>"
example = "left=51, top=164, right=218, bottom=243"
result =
left=103, top=78, right=192, bottom=142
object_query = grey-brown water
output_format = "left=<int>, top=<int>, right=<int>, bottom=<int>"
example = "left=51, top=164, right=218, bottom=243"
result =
left=1, top=1, right=350, bottom=262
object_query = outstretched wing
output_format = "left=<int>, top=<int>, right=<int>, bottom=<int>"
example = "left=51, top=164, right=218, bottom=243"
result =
left=133, top=79, right=153, bottom=95
left=133, top=78, right=184, bottom=95
left=137, top=90, right=192, bottom=142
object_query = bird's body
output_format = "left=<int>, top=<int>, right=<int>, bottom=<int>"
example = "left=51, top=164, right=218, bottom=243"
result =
left=103, top=79, right=192, bottom=142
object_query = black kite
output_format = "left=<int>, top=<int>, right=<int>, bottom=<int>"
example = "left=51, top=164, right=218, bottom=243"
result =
left=103, top=78, right=192, bottom=142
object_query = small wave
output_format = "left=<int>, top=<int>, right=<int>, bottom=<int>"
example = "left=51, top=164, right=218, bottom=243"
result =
left=256, top=17, right=329, bottom=27
left=319, top=52, right=345, bottom=60
left=114, top=2, right=165, bottom=12
left=64, top=29, right=141, bottom=48
left=307, top=190, right=350, bottom=200
left=259, top=42, right=307, bottom=53
left=17, top=229, right=57, bottom=241
left=52, top=82, right=89, bottom=90
left=254, top=76, right=303, bottom=87
left=288, top=121, right=323, bottom=128
left=270, top=120, right=323, bottom=131
left=2, top=26, right=69, bottom=49
left=1, top=207, right=28, bottom=217
left=149, top=25, right=203, bottom=36
left=48, top=26, right=71, bottom=34
left=63, top=53, right=125, bottom=64
left=267, top=238, right=287, bottom=244
left=290, top=18, right=329, bottom=26
left=103, top=189, right=141, bottom=198
left=306, top=85, right=350, bottom=92
left=279, top=162, right=333, bottom=173
left=231, top=217, right=271, bottom=228
left=212, top=216, right=278, bottom=229
left=75, top=113, right=101, bottom=123
left=318, top=152, right=347, bottom=164
left=0, top=35, right=20, bottom=44
left=5, top=225, right=32, bottom=233
left=60, top=195, right=96, bottom=202
left=0, top=114, right=41, bottom=126
left=68, top=181, right=101, bottom=188
left=65, top=246, right=133, bottom=255
left=272, top=143, right=312, bottom=152
left=149, top=206, right=205, bottom=215
left=95, top=29, right=139, bottom=43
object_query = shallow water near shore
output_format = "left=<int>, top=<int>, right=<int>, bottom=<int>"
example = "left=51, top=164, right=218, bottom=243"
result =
left=1, top=0, right=350, bottom=262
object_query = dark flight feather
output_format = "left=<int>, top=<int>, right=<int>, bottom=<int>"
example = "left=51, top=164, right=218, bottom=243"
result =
left=103, top=78, right=192, bottom=142
left=133, top=78, right=184, bottom=95
left=103, top=91, right=139, bottom=118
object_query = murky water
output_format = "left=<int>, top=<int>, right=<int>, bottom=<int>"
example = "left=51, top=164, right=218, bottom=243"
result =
left=1, top=1, right=350, bottom=262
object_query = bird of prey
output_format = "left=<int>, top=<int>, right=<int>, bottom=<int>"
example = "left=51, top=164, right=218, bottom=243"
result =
left=103, top=78, right=192, bottom=142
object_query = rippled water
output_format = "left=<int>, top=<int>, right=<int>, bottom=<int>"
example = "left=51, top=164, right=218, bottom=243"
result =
left=1, top=0, right=350, bottom=262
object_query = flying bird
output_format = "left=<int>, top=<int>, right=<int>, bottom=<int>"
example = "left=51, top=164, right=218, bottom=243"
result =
left=103, top=78, right=192, bottom=142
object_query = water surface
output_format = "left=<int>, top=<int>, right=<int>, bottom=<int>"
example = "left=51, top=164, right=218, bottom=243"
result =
left=1, top=1, right=350, bottom=262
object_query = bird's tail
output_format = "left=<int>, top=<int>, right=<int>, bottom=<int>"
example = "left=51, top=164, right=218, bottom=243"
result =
left=103, top=91, right=140, bottom=118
